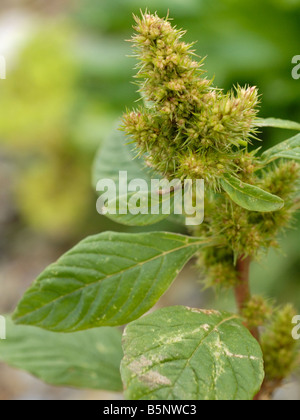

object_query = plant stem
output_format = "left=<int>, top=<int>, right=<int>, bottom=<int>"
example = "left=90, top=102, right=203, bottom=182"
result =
left=235, top=256, right=251, bottom=312
left=254, top=380, right=280, bottom=401
left=235, top=256, right=260, bottom=341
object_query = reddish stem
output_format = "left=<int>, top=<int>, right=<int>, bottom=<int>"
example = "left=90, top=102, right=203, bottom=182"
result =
left=235, top=256, right=251, bottom=312
left=235, top=256, right=278, bottom=400
left=235, top=256, right=259, bottom=341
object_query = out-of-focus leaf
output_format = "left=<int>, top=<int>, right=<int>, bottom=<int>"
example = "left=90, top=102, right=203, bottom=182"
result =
left=256, top=118, right=300, bottom=131
left=0, top=317, right=123, bottom=391
left=93, top=128, right=180, bottom=226
left=261, top=133, right=300, bottom=163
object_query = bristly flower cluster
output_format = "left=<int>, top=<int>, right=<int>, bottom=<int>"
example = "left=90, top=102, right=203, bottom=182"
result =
left=123, top=11, right=300, bottom=278
left=121, top=11, right=300, bottom=393
left=195, top=160, right=300, bottom=288
left=122, top=11, right=260, bottom=190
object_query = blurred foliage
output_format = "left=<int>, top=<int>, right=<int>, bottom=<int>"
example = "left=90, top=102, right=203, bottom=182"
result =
left=0, top=26, right=75, bottom=151
left=73, top=0, right=300, bottom=123
left=0, top=22, right=98, bottom=239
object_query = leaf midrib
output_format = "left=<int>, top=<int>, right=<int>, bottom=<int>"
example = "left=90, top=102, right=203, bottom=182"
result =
left=15, top=238, right=207, bottom=322
left=131, top=314, right=240, bottom=400
left=164, top=314, right=239, bottom=399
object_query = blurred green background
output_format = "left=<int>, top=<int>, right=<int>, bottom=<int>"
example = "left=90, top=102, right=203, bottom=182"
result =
left=0, top=0, right=299, bottom=400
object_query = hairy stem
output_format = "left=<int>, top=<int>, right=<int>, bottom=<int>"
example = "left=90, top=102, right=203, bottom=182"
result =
left=235, top=256, right=251, bottom=312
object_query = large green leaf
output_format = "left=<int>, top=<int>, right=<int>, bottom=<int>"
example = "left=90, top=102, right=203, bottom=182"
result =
left=121, top=306, right=264, bottom=400
left=261, top=133, right=300, bottom=164
left=221, top=173, right=284, bottom=212
left=256, top=118, right=300, bottom=131
left=93, top=127, right=176, bottom=226
left=13, top=232, right=210, bottom=332
left=0, top=317, right=123, bottom=391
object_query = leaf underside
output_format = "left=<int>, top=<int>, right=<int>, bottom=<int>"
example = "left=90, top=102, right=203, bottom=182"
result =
left=261, top=133, right=300, bottom=164
left=256, top=118, right=300, bottom=131
left=93, top=127, right=175, bottom=226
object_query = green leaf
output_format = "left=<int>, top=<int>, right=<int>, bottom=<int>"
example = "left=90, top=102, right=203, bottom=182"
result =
left=93, top=127, right=175, bottom=226
left=13, top=232, right=209, bottom=332
left=103, top=189, right=183, bottom=227
left=92, top=127, right=151, bottom=194
left=256, top=118, right=300, bottom=131
left=221, top=173, right=284, bottom=212
left=0, top=317, right=123, bottom=391
left=261, top=133, right=300, bottom=164
left=121, top=306, right=264, bottom=400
